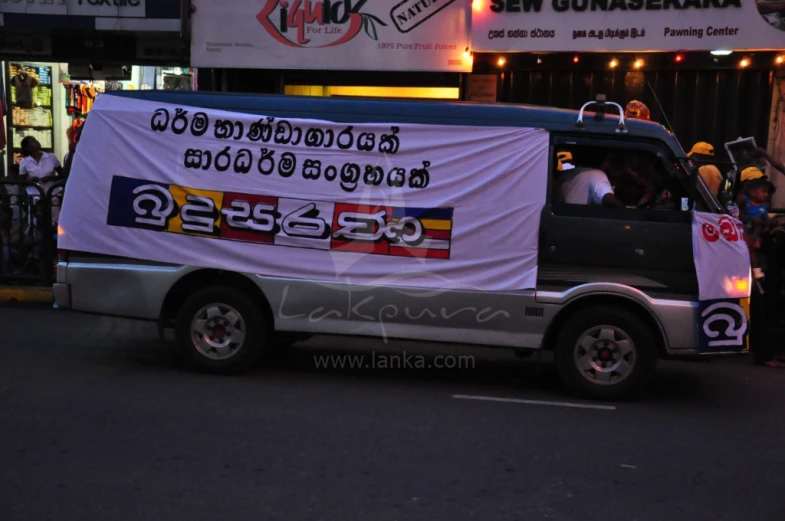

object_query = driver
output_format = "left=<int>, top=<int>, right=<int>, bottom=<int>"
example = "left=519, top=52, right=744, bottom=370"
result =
left=601, top=152, right=656, bottom=207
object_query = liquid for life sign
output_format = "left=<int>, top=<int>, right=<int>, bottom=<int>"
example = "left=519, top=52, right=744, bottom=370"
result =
left=190, top=0, right=473, bottom=71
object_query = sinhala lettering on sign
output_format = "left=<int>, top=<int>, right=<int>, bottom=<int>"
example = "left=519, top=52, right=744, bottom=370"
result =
left=471, top=0, right=785, bottom=51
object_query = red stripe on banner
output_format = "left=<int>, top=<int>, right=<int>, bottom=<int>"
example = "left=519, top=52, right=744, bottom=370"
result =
left=389, top=247, right=451, bottom=259
left=220, top=193, right=278, bottom=244
left=423, top=229, right=451, bottom=240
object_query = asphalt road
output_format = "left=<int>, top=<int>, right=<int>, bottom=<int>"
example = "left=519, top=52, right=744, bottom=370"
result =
left=1, top=305, right=784, bottom=521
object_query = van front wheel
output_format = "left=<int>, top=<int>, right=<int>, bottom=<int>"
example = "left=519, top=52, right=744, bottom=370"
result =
left=174, top=287, right=267, bottom=374
left=555, top=306, right=657, bottom=400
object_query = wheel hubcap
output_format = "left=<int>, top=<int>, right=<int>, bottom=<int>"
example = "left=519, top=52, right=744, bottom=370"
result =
left=574, top=326, right=636, bottom=385
left=190, top=303, right=246, bottom=360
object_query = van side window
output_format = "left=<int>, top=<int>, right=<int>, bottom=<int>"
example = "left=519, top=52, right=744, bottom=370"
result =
left=551, top=143, right=689, bottom=211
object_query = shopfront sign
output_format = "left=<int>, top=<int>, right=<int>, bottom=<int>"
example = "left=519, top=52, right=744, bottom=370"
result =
left=471, top=0, right=785, bottom=51
left=0, top=0, right=145, bottom=17
left=191, top=0, right=473, bottom=71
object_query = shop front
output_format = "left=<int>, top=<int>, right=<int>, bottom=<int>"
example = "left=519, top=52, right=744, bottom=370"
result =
left=3, top=62, right=195, bottom=173
left=0, top=0, right=192, bottom=174
left=469, top=0, right=785, bottom=200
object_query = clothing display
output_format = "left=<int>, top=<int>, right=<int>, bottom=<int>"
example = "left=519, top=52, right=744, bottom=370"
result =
left=7, top=63, right=55, bottom=166
left=10, top=72, right=39, bottom=109
left=64, top=84, right=98, bottom=115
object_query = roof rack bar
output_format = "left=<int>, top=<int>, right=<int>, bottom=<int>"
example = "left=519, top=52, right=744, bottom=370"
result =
left=575, top=96, right=627, bottom=133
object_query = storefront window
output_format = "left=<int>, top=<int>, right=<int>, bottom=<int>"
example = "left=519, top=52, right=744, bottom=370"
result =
left=2, top=63, right=197, bottom=175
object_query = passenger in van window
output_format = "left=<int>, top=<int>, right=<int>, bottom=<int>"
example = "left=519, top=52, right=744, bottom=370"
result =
left=688, top=142, right=723, bottom=197
left=601, top=152, right=656, bottom=207
left=556, top=150, right=625, bottom=208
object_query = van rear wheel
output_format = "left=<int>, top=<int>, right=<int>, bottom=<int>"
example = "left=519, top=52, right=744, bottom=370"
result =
left=555, top=306, right=657, bottom=400
left=174, top=286, right=267, bottom=374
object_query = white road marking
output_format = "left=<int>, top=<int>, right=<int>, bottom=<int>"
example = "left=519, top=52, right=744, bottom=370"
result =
left=452, top=394, right=616, bottom=411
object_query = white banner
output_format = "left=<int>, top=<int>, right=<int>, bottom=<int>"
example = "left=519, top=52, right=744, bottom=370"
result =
left=692, top=212, right=750, bottom=301
left=190, top=0, right=473, bottom=71
left=0, top=0, right=145, bottom=17
left=471, top=0, right=785, bottom=52
left=58, top=95, right=548, bottom=292
left=692, top=212, right=751, bottom=352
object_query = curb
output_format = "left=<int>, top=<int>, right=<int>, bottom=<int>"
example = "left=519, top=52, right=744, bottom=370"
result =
left=0, top=286, right=54, bottom=304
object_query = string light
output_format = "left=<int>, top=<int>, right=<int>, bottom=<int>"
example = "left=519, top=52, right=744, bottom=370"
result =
left=633, top=58, right=644, bottom=69
left=674, top=54, right=684, bottom=63
left=573, top=55, right=580, bottom=64
left=740, top=58, right=750, bottom=68
left=776, top=55, right=784, bottom=65
left=609, top=58, right=619, bottom=68
left=497, top=56, right=506, bottom=67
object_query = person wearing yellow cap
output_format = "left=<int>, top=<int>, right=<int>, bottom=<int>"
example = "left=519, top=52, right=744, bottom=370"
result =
left=687, top=142, right=723, bottom=197
left=555, top=149, right=625, bottom=208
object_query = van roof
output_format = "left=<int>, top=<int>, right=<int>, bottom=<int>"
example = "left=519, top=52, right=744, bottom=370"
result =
left=105, top=90, right=680, bottom=150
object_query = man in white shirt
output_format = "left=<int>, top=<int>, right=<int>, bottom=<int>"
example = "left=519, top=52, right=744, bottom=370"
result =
left=19, top=136, right=61, bottom=199
left=19, top=136, right=63, bottom=229
left=556, top=150, right=625, bottom=208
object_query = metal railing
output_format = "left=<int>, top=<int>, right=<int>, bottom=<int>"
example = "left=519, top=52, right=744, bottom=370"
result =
left=0, top=179, right=65, bottom=287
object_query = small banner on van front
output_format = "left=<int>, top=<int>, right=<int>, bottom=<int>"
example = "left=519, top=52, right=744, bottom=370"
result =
left=692, top=212, right=751, bottom=353
left=58, top=95, right=549, bottom=292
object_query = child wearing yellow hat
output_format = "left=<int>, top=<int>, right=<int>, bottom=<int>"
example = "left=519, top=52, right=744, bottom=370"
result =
left=737, top=166, right=779, bottom=282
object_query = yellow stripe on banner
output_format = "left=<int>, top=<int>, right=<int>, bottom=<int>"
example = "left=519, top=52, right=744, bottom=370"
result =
left=421, top=219, right=452, bottom=231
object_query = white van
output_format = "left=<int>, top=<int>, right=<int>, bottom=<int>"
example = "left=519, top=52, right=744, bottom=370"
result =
left=54, top=91, right=751, bottom=399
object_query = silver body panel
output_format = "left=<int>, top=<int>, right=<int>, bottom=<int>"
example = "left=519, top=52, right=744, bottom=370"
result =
left=55, top=255, right=700, bottom=355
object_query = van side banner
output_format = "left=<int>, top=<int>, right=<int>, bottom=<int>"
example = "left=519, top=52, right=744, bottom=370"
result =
left=58, top=95, right=548, bottom=292
left=190, top=0, right=472, bottom=72
left=472, top=0, right=785, bottom=52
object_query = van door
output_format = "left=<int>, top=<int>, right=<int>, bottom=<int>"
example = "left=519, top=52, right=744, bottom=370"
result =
left=537, top=135, right=699, bottom=299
